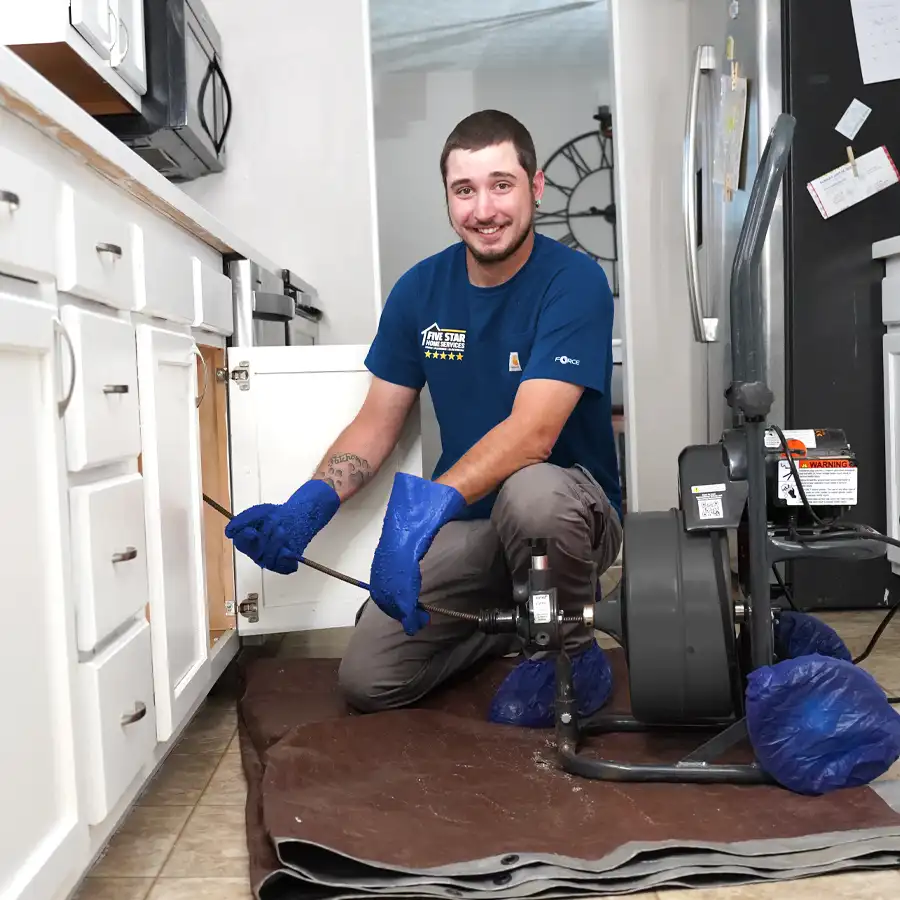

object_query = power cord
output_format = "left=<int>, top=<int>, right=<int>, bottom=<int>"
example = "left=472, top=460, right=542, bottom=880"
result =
left=770, top=425, right=900, bottom=701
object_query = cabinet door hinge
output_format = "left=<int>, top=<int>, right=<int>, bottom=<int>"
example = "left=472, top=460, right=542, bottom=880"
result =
left=231, top=361, right=250, bottom=390
left=238, top=593, right=259, bottom=622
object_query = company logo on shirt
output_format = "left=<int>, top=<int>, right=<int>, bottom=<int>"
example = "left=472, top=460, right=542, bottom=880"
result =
left=421, top=322, right=466, bottom=360
left=509, top=351, right=522, bottom=372
left=554, top=355, right=580, bottom=366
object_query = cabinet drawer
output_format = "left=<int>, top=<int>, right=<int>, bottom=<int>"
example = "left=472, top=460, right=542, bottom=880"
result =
left=193, top=257, right=234, bottom=334
left=79, top=619, right=156, bottom=825
left=60, top=306, right=141, bottom=471
left=134, top=223, right=195, bottom=323
left=0, top=145, right=60, bottom=281
left=57, top=184, right=136, bottom=310
left=70, top=474, right=149, bottom=650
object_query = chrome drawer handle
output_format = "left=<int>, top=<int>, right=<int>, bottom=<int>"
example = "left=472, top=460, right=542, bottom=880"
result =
left=111, top=547, right=137, bottom=563
left=120, top=702, right=147, bottom=726
left=0, top=190, right=20, bottom=211
left=96, top=242, right=123, bottom=257
left=103, top=384, right=129, bottom=394
left=53, top=318, right=77, bottom=417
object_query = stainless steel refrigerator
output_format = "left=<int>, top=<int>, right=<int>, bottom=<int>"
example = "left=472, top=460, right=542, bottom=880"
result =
left=685, top=0, right=899, bottom=609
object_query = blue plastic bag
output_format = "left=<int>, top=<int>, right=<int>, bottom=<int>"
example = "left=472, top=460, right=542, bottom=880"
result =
left=746, top=655, right=900, bottom=795
left=489, top=640, right=613, bottom=728
left=773, top=611, right=852, bottom=662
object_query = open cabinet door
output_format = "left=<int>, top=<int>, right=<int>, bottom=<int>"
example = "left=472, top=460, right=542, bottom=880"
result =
left=227, top=345, right=424, bottom=636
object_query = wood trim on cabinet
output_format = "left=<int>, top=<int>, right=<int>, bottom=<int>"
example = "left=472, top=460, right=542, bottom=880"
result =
left=197, top=345, right=236, bottom=641
left=9, top=44, right=131, bottom=116
left=0, top=72, right=232, bottom=254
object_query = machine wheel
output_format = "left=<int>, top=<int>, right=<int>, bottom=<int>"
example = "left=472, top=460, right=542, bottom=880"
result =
left=621, top=509, right=738, bottom=724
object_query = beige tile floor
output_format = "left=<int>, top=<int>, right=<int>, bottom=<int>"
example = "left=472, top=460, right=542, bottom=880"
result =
left=76, top=609, right=900, bottom=900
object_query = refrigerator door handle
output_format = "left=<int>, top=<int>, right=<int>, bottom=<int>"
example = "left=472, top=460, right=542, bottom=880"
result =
left=683, top=44, right=717, bottom=344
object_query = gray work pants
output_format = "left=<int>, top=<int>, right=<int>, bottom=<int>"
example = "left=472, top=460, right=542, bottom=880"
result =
left=337, top=463, right=622, bottom=713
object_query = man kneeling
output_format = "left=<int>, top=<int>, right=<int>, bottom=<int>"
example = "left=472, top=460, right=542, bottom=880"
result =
left=226, top=109, right=622, bottom=728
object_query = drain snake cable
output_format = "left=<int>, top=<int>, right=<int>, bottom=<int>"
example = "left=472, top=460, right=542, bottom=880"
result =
left=203, top=492, right=518, bottom=625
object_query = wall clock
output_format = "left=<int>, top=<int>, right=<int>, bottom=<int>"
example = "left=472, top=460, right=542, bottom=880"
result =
left=534, top=106, right=619, bottom=296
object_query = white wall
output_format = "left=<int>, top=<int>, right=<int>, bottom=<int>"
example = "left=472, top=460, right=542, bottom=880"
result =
left=611, top=0, right=706, bottom=511
left=373, top=66, right=611, bottom=300
left=181, top=0, right=382, bottom=345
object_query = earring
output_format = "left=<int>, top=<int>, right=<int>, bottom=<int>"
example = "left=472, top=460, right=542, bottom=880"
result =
left=535, top=198, right=541, bottom=208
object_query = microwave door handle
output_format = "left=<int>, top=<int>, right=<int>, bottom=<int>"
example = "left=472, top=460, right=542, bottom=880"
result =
left=683, top=45, right=716, bottom=344
left=213, top=55, right=233, bottom=154
left=197, top=57, right=216, bottom=148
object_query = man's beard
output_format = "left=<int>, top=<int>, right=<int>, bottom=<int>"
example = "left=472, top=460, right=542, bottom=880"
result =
left=455, top=209, right=534, bottom=265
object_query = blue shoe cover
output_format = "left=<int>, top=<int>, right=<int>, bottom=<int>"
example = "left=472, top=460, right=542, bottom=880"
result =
left=773, top=611, right=851, bottom=662
left=746, top=655, right=900, bottom=794
left=488, top=640, right=613, bottom=728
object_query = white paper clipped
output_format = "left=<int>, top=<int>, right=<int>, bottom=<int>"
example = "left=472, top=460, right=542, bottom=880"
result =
left=807, top=146, right=899, bottom=219
left=850, top=0, right=900, bottom=84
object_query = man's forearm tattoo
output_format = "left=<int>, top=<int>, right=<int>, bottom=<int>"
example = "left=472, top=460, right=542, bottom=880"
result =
left=314, top=453, right=373, bottom=493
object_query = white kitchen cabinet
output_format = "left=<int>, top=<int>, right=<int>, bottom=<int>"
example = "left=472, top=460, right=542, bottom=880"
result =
left=1, top=1, right=144, bottom=112
left=0, top=145, right=61, bottom=283
left=134, top=223, right=197, bottom=325
left=68, top=473, right=149, bottom=651
left=193, top=256, right=234, bottom=335
left=59, top=305, right=142, bottom=471
left=0, top=279, right=87, bottom=900
left=57, top=183, right=137, bottom=311
left=227, top=344, right=424, bottom=636
left=136, top=324, right=210, bottom=742
left=71, top=0, right=117, bottom=59
left=72, top=0, right=147, bottom=94
left=883, top=278, right=900, bottom=575
left=78, top=619, right=157, bottom=825
left=110, top=0, right=147, bottom=94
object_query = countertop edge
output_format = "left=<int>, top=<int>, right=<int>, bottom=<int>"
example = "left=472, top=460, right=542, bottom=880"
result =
left=0, top=46, right=318, bottom=295
left=873, top=236, right=900, bottom=260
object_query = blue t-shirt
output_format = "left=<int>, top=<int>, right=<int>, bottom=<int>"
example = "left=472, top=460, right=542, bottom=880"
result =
left=365, top=233, right=621, bottom=521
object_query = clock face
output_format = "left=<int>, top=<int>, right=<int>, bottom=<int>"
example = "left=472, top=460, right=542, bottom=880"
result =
left=534, top=124, right=618, bottom=296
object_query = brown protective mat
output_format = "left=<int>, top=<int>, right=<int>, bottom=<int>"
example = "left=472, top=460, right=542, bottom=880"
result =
left=235, top=650, right=900, bottom=896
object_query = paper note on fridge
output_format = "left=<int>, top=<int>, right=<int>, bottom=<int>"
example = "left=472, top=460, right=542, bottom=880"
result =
left=806, top=146, right=899, bottom=219
left=835, top=98, right=872, bottom=140
left=850, top=0, right=900, bottom=85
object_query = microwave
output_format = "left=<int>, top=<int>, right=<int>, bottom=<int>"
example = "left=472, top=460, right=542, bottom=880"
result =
left=95, top=0, right=231, bottom=182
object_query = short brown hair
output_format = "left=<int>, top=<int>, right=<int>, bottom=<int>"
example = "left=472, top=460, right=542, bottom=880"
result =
left=440, top=110, right=537, bottom=185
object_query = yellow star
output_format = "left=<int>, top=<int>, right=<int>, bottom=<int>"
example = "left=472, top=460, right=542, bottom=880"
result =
left=440, top=352, right=447, bottom=360
left=456, top=353, right=463, bottom=360
left=424, top=350, right=432, bottom=358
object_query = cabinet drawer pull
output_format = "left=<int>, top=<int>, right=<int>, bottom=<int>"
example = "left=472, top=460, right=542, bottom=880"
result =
left=0, top=189, right=20, bottom=211
left=120, top=702, right=147, bottom=726
left=103, top=384, right=130, bottom=394
left=111, top=547, right=138, bottom=563
left=96, top=241, right=123, bottom=257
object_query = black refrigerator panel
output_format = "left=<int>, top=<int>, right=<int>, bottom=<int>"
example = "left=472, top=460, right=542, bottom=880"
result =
left=783, top=2, right=900, bottom=608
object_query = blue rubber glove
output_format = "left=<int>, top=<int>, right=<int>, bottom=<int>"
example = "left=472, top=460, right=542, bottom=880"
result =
left=224, top=480, right=340, bottom=574
left=369, top=472, right=467, bottom=636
